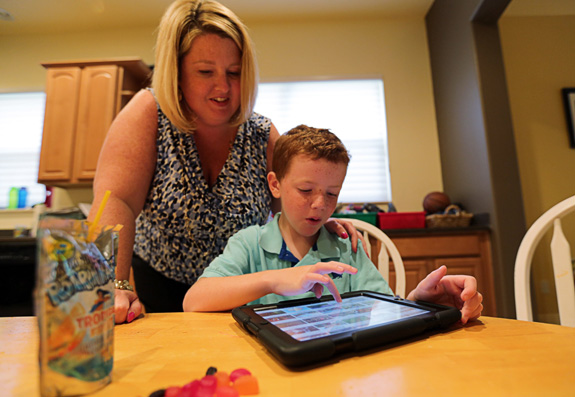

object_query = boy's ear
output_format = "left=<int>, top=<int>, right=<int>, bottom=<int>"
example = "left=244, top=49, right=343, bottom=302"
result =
left=267, top=172, right=281, bottom=199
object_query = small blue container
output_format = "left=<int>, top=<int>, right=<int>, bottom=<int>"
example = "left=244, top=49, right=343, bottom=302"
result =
left=17, top=187, right=28, bottom=208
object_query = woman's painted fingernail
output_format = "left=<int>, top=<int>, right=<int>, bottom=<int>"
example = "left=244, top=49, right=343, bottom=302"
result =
left=342, top=232, right=348, bottom=239
left=127, top=312, right=135, bottom=323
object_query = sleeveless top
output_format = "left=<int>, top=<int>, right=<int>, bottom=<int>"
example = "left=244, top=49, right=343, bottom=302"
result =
left=133, top=94, right=272, bottom=285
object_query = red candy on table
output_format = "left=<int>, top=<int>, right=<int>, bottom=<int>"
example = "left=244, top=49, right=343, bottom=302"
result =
left=214, top=385, right=240, bottom=397
left=199, top=375, right=218, bottom=394
left=229, top=368, right=251, bottom=383
left=149, top=367, right=258, bottom=397
left=180, top=379, right=201, bottom=396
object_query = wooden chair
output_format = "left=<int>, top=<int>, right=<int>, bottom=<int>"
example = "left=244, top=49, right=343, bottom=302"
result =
left=346, top=218, right=406, bottom=297
left=514, top=195, right=575, bottom=327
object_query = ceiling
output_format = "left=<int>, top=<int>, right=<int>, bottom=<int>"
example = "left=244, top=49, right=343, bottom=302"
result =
left=0, top=0, right=432, bottom=36
left=1, top=0, right=574, bottom=36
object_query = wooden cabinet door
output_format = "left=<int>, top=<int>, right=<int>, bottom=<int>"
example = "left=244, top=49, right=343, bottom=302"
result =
left=432, top=257, right=481, bottom=282
left=38, top=59, right=151, bottom=186
left=387, top=231, right=496, bottom=315
left=389, top=259, right=430, bottom=297
left=38, top=67, right=81, bottom=182
left=72, top=65, right=119, bottom=182
left=432, top=256, right=494, bottom=312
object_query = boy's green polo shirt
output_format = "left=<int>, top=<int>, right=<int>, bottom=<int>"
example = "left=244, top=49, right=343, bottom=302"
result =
left=199, top=213, right=393, bottom=305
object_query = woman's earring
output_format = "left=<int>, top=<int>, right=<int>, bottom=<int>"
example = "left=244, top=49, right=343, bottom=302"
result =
left=178, top=88, right=183, bottom=101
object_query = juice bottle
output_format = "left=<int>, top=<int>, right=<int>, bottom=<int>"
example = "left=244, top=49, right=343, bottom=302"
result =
left=35, top=218, right=120, bottom=396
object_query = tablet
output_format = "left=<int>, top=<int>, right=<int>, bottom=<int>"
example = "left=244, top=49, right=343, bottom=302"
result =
left=232, top=290, right=461, bottom=367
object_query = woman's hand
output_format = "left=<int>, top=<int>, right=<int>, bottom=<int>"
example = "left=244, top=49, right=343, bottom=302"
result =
left=271, top=262, right=358, bottom=302
left=114, top=289, right=143, bottom=324
left=324, top=218, right=367, bottom=253
left=407, top=266, right=483, bottom=324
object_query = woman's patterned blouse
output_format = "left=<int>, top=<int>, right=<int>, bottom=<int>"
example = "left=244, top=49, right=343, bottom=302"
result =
left=133, top=97, right=272, bottom=285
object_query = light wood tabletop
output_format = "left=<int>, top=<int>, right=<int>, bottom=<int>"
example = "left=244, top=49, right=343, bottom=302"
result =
left=2, top=313, right=575, bottom=396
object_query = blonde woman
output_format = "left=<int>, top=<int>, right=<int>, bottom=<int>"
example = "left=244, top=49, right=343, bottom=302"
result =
left=90, top=0, right=360, bottom=323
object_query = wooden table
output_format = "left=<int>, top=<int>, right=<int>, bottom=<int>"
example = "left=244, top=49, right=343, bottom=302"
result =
left=2, top=314, right=575, bottom=396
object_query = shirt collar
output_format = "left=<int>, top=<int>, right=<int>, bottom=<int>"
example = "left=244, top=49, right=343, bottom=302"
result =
left=278, top=239, right=302, bottom=263
left=260, top=213, right=341, bottom=260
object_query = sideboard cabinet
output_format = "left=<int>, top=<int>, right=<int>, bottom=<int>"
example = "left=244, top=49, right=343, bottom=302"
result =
left=38, top=58, right=151, bottom=186
left=384, top=228, right=497, bottom=316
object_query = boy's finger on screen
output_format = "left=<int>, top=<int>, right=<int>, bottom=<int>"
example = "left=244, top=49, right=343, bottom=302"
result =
left=325, top=279, right=342, bottom=303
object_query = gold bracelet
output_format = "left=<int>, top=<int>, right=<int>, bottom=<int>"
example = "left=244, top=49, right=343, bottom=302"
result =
left=114, top=279, right=134, bottom=292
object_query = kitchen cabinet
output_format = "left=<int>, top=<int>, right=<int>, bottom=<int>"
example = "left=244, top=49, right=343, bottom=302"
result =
left=383, top=228, right=497, bottom=316
left=38, top=58, right=151, bottom=186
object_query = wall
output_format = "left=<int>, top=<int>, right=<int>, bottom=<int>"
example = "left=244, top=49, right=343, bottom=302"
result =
left=426, top=0, right=526, bottom=319
left=0, top=27, right=155, bottom=91
left=0, top=13, right=443, bottom=225
left=499, top=15, right=575, bottom=323
left=247, top=16, right=442, bottom=211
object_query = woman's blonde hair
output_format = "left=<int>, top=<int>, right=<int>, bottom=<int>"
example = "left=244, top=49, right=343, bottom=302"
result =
left=152, top=0, right=258, bottom=133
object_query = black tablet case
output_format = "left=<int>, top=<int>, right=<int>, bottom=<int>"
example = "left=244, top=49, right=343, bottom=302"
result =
left=232, top=290, right=461, bottom=367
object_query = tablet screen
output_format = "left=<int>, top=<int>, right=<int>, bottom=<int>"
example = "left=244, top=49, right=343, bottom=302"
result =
left=256, top=295, right=430, bottom=342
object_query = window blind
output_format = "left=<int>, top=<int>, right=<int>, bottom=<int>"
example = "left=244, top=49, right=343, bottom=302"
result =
left=0, top=92, right=46, bottom=208
left=254, top=79, right=392, bottom=203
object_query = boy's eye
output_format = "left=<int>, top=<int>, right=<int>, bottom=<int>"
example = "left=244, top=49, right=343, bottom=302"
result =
left=298, top=189, right=311, bottom=193
left=327, top=192, right=338, bottom=197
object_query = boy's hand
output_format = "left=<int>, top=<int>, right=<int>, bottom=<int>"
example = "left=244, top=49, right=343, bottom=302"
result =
left=407, top=266, right=483, bottom=324
left=324, top=218, right=367, bottom=253
left=272, top=262, right=358, bottom=302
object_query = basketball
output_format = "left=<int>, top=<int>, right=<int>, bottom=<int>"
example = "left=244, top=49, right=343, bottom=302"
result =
left=423, top=191, right=451, bottom=214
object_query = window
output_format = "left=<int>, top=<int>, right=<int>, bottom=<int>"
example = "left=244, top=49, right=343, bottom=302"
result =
left=0, top=92, right=46, bottom=209
left=254, top=78, right=392, bottom=204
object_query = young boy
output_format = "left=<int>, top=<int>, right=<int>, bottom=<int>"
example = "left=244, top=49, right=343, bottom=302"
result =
left=184, top=126, right=483, bottom=324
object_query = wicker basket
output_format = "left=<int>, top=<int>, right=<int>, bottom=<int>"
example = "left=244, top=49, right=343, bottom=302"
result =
left=425, top=205, right=473, bottom=228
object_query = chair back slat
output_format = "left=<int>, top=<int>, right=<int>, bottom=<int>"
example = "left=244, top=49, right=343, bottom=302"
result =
left=551, top=219, right=575, bottom=327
